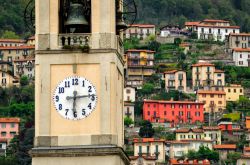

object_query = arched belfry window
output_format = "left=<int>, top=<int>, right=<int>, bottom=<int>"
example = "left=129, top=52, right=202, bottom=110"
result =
left=59, top=0, right=91, bottom=33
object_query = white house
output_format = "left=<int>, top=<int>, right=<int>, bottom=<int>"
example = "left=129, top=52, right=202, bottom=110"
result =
left=232, top=48, right=250, bottom=67
left=186, top=19, right=240, bottom=41
left=125, top=24, right=155, bottom=40
left=124, top=86, right=136, bottom=102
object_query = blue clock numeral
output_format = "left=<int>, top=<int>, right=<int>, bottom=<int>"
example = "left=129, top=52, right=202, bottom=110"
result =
left=72, top=78, right=79, bottom=85
left=59, top=104, right=62, bottom=110
left=88, top=103, right=92, bottom=109
left=56, top=95, right=59, bottom=102
left=59, top=87, right=64, bottom=94
left=65, top=81, right=70, bottom=88
left=65, top=109, right=69, bottom=116
left=88, top=86, right=92, bottom=93
left=82, top=109, right=86, bottom=115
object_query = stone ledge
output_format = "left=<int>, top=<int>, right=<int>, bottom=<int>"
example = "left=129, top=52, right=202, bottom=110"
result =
left=30, top=145, right=130, bottom=165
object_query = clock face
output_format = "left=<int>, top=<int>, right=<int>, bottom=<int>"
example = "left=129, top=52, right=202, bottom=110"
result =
left=53, top=76, right=98, bottom=120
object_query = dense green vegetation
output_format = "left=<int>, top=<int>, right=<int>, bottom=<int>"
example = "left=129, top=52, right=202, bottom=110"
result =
left=135, top=0, right=250, bottom=32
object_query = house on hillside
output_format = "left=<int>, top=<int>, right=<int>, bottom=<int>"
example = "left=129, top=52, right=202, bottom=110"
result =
left=164, top=70, right=187, bottom=92
left=185, top=19, right=240, bottom=41
left=125, top=24, right=155, bottom=40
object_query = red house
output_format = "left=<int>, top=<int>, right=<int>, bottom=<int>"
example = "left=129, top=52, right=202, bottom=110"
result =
left=143, top=100, right=204, bottom=126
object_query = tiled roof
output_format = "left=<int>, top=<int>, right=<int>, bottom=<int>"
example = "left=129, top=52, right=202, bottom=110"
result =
left=0, top=138, right=8, bottom=143
left=214, top=69, right=225, bottom=73
left=213, top=144, right=236, bottom=150
left=164, top=70, right=178, bottom=74
left=203, top=126, right=220, bottom=131
left=185, top=22, right=201, bottom=26
left=169, top=159, right=210, bottom=165
left=244, top=147, right=250, bottom=152
left=126, top=49, right=155, bottom=53
left=203, top=19, right=229, bottom=23
left=13, top=57, right=35, bottom=62
left=175, top=128, right=204, bottom=133
left=0, top=39, right=25, bottom=43
left=197, top=90, right=226, bottom=95
left=232, top=48, right=250, bottom=52
left=144, top=99, right=204, bottom=105
left=28, top=36, right=35, bottom=40
left=0, top=45, right=35, bottom=50
left=192, top=63, right=214, bottom=67
left=130, top=24, right=155, bottom=28
left=229, top=33, right=250, bottom=36
left=129, top=156, right=156, bottom=160
left=198, top=24, right=240, bottom=29
left=0, top=118, right=20, bottom=123
left=133, top=138, right=165, bottom=143
left=165, top=140, right=190, bottom=144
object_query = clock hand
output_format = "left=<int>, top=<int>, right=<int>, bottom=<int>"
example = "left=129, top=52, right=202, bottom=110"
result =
left=72, top=91, right=77, bottom=116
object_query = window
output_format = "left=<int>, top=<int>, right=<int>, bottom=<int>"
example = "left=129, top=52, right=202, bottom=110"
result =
left=172, top=111, right=174, bottom=115
left=2, top=78, right=6, bottom=85
left=187, top=104, right=191, bottom=109
left=209, top=28, right=211, bottom=33
left=153, top=104, right=156, bottom=108
left=228, top=89, right=231, bottom=93
left=7, top=56, right=12, bottom=62
left=126, top=89, right=131, bottom=94
left=210, top=94, right=214, bottom=98
left=1, top=123, right=6, bottom=128
left=164, top=111, right=167, bottom=116
left=1, top=132, right=6, bottom=137
left=202, top=94, right=206, bottom=98
left=234, top=89, right=237, bottom=93
left=218, top=29, right=220, bottom=34
left=10, top=132, right=16, bottom=136
left=10, top=123, right=15, bottom=128
left=240, top=54, right=242, bottom=58
left=210, top=101, right=214, bottom=105
left=196, top=105, right=200, bottom=109
left=240, top=89, right=243, bottom=93
left=147, top=146, right=150, bottom=153
left=217, top=74, right=221, bottom=77
left=127, top=96, right=130, bottom=101
left=2, top=72, right=5, bottom=77
left=233, top=30, right=235, bottom=33
left=139, top=146, right=142, bottom=154
left=179, top=105, right=183, bottom=109
left=218, top=101, right=222, bottom=104
left=153, top=111, right=156, bottom=117
left=147, top=104, right=150, bottom=108
left=147, top=111, right=150, bottom=116
left=225, top=29, right=228, bottom=33
left=239, top=61, right=243, bottom=65
left=8, top=50, right=11, bottom=54
left=218, top=94, right=222, bottom=98
left=171, top=104, right=175, bottom=109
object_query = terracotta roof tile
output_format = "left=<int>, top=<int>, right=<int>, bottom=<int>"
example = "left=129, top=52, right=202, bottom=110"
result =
left=130, top=24, right=155, bottom=28
left=233, top=48, right=250, bottom=52
left=214, top=69, right=225, bottom=73
left=0, top=45, right=35, bottom=50
left=0, top=118, right=20, bottom=123
left=144, top=99, right=204, bottom=105
left=185, top=22, right=201, bottom=26
left=133, top=138, right=165, bottom=143
left=192, top=63, right=214, bottom=67
left=0, top=39, right=26, bottom=43
left=203, top=19, right=230, bottom=23
left=126, top=49, right=155, bottom=53
left=230, top=33, right=250, bottom=37
left=213, top=144, right=236, bottom=149
left=197, top=90, right=226, bottom=95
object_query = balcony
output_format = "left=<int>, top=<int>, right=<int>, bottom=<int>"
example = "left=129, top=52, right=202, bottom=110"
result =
left=25, top=63, right=33, bottom=68
left=58, top=33, right=124, bottom=55
left=178, top=86, right=184, bottom=91
left=168, top=86, right=176, bottom=90
left=16, top=70, right=24, bottom=75
left=125, top=112, right=132, bottom=117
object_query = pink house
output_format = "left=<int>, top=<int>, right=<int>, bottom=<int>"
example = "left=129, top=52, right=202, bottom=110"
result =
left=0, top=118, right=20, bottom=143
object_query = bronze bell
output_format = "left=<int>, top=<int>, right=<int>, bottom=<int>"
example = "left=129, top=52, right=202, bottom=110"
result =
left=65, top=3, right=89, bottom=27
left=116, top=10, right=127, bottom=30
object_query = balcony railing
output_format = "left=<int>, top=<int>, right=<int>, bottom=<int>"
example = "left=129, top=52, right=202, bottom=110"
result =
left=59, top=33, right=90, bottom=48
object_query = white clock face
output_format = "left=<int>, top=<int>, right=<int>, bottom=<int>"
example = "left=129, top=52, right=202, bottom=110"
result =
left=53, top=76, right=97, bottom=120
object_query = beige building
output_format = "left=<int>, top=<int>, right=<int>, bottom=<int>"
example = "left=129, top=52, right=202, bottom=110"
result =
left=175, top=127, right=221, bottom=145
left=0, top=46, right=35, bottom=63
left=228, top=33, right=250, bottom=49
left=32, top=0, right=130, bottom=165
left=27, top=36, right=35, bottom=46
left=224, top=84, right=244, bottom=102
left=192, top=62, right=225, bottom=89
left=0, top=61, right=19, bottom=87
left=125, top=24, right=155, bottom=40
left=197, top=90, right=226, bottom=113
left=164, top=70, right=187, bottom=92
left=13, top=57, right=35, bottom=79
left=0, top=39, right=25, bottom=47
left=133, top=138, right=165, bottom=163
left=124, top=102, right=135, bottom=124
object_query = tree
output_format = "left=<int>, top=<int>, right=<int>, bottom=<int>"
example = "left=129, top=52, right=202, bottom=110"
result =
left=124, top=117, right=133, bottom=127
left=139, top=120, right=154, bottom=138
left=1, top=30, right=20, bottom=39
left=20, top=76, right=29, bottom=86
left=225, top=152, right=241, bottom=164
left=139, top=83, right=154, bottom=95
left=186, top=146, right=219, bottom=163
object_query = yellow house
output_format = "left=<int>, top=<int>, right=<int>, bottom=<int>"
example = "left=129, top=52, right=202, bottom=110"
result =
left=126, top=49, right=155, bottom=87
left=164, top=70, right=187, bottom=92
left=133, top=138, right=165, bottom=163
left=192, top=62, right=225, bottom=89
left=0, top=61, right=19, bottom=88
left=224, top=84, right=244, bottom=101
left=246, top=117, right=250, bottom=130
left=197, top=90, right=226, bottom=113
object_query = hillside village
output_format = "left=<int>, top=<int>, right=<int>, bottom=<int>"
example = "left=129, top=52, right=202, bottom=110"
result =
left=1, top=10, right=250, bottom=165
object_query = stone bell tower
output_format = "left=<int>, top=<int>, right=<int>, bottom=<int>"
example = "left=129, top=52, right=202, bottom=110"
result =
left=31, top=0, right=129, bottom=164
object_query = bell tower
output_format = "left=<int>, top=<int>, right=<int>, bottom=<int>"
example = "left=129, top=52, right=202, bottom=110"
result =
left=31, top=0, right=129, bottom=164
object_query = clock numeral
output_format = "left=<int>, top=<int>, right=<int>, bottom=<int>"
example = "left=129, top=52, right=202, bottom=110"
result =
left=91, top=95, right=95, bottom=101
left=82, top=80, right=85, bottom=87
left=65, top=81, right=70, bottom=88
left=88, top=103, right=92, bottom=109
left=82, top=109, right=86, bottom=116
left=59, top=87, right=65, bottom=94
left=55, top=95, right=59, bottom=102
left=88, top=86, right=92, bottom=93
left=73, top=111, right=77, bottom=118
left=59, top=104, right=62, bottom=110
left=65, top=109, right=69, bottom=116
left=72, top=78, right=79, bottom=85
